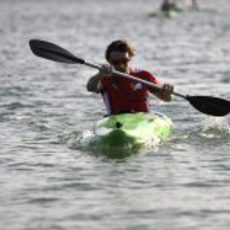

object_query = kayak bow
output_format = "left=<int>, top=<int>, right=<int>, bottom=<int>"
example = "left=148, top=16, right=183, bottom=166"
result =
left=94, top=112, right=173, bottom=150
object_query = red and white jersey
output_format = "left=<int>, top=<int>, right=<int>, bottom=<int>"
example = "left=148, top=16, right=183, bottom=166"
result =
left=100, top=69, right=161, bottom=115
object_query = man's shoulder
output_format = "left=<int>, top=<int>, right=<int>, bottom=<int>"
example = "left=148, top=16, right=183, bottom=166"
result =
left=131, top=68, right=156, bottom=79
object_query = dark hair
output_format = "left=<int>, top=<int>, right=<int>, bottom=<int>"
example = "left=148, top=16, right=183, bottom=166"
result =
left=105, top=39, right=135, bottom=61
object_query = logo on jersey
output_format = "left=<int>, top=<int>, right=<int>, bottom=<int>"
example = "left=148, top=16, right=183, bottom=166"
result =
left=133, top=83, right=143, bottom=90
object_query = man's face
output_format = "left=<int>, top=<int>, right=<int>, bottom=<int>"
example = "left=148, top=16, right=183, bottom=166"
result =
left=109, top=51, right=131, bottom=73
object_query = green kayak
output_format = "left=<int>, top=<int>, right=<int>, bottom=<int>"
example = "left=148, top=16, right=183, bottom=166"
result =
left=94, top=112, right=173, bottom=152
left=164, top=9, right=178, bottom=18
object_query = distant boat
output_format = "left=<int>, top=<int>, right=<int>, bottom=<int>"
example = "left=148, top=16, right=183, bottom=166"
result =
left=163, top=8, right=178, bottom=18
left=148, top=8, right=181, bottom=19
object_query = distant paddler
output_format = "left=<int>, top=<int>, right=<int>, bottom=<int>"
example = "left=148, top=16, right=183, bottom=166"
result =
left=160, top=0, right=181, bottom=18
left=160, top=0, right=199, bottom=17
left=161, top=0, right=177, bottom=12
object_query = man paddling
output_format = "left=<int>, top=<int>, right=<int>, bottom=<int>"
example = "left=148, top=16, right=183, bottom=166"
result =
left=86, top=39, right=174, bottom=115
left=29, top=39, right=230, bottom=117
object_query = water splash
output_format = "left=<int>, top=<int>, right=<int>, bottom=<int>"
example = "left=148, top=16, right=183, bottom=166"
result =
left=58, top=130, right=94, bottom=151
left=201, top=116, right=230, bottom=138
left=58, top=128, right=162, bottom=160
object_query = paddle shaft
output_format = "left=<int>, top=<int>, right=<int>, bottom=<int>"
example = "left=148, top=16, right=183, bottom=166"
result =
left=83, top=60, right=186, bottom=98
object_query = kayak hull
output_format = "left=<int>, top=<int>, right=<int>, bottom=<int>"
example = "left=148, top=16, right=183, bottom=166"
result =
left=164, top=10, right=177, bottom=18
left=94, top=113, right=173, bottom=152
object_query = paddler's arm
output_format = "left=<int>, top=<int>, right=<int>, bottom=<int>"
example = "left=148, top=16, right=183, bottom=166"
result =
left=86, top=64, right=113, bottom=93
left=86, top=73, right=102, bottom=93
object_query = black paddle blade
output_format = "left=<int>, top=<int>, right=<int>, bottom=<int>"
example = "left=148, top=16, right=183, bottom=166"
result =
left=29, top=39, right=85, bottom=64
left=186, top=95, right=230, bottom=116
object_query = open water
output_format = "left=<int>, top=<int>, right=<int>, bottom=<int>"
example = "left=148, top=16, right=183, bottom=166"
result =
left=0, top=0, right=230, bottom=229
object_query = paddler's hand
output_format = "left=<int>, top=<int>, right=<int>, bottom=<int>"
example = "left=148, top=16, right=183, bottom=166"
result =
left=160, top=83, right=174, bottom=101
left=99, top=64, right=113, bottom=77
left=162, top=83, right=174, bottom=94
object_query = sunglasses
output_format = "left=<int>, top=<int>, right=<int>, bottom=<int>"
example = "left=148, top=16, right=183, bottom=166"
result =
left=110, top=58, right=130, bottom=66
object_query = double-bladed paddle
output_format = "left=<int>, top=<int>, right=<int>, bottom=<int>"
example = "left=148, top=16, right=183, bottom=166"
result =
left=29, top=39, right=230, bottom=117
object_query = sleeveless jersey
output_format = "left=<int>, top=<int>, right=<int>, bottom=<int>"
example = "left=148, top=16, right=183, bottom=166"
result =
left=100, top=69, right=160, bottom=115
